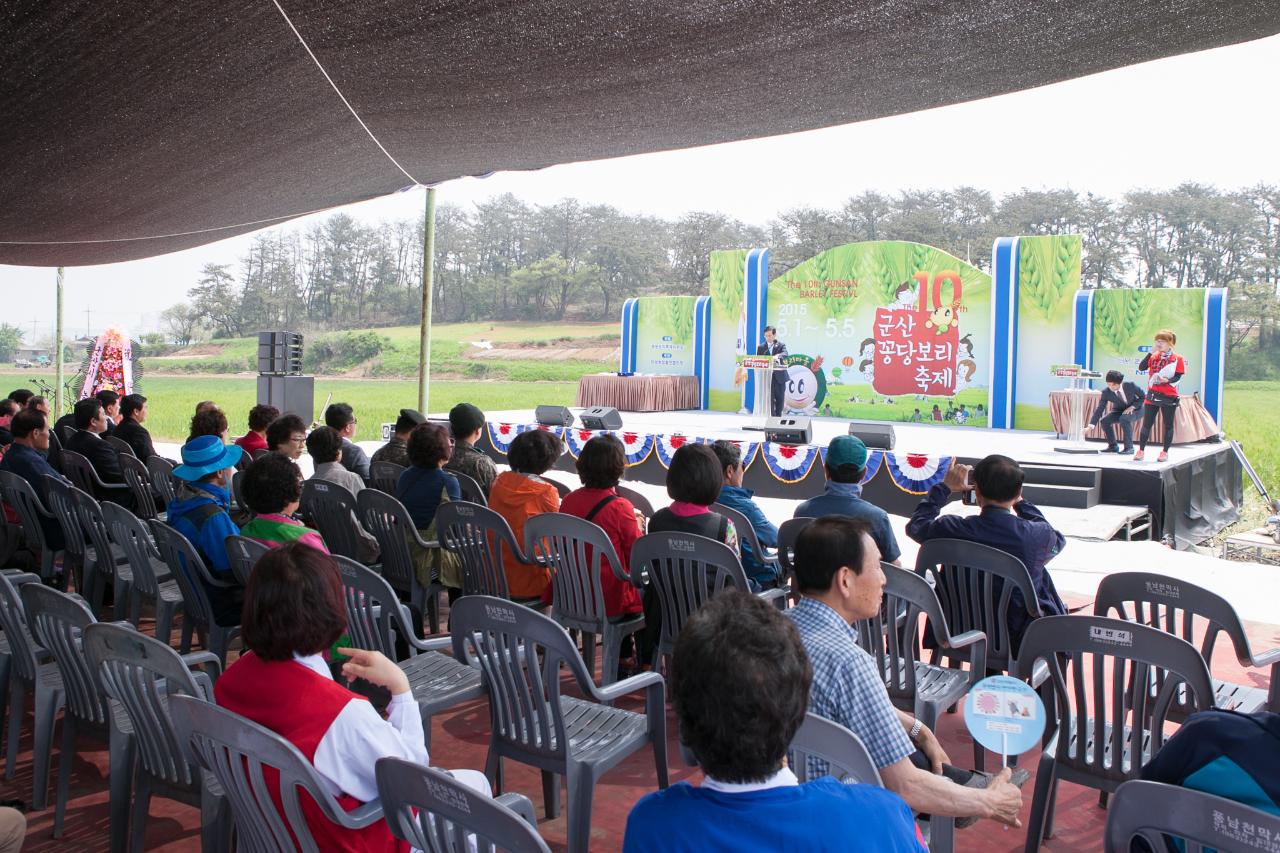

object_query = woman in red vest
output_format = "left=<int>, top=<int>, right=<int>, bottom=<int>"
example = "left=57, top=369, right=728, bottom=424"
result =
left=1134, top=329, right=1186, bottom=463
left=215, top=543, right=490, bottom=851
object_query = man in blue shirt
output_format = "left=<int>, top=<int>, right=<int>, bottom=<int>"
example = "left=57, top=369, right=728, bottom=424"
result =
left=166, top=435, right=245, bottom=626
left=710, top=440, right=779, bottom=587
left=624, top=587, right=925, bottom=853
left=906, top=454, right=1066, bottom=649
left=0, top=408, right=69, bottom=550
left=795, top=435, right=901, bottom=565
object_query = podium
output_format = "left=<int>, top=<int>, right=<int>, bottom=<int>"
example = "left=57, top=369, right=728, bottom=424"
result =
left=738, top=355, right=780, bottom=425
left=1050, top=364, right=1103, bottom=454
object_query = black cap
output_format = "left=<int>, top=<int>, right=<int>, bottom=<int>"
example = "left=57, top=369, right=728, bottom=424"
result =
left=449, top=402, right=486, bottom=437
left=395, top=408, right=426, bottom=433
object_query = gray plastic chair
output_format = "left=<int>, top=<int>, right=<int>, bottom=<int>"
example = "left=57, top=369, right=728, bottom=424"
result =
left=790, top=711, right=882, bottom=786
left=1104, top=779, right=1280, bottom=853
left=451, top=595, right=668, bottom=853
left=85, top=622, right=228, bottom=853
left=1012, top=615, right=1215, bottom=852
left=57, top=424, right=76, bottom=446
left=0, top=572, right=53, bottom=783
left=71, top=485, right=147, bottom=621
left=0, top=471, right=61, bottom=582
left=224, top=534, right=270, bottom=587
left=376, top=757, right=548, bottom=853
left=370, top=461, right=405, bottom=494
left=61, top=448, right=134, bottom=505
left=301, top=479, right=367, bottom=563
left=119, top=453, right=162, bottom=520
left=145, top=456, right=178, bottom=507
left=614, top=484, right=655, bottom=519
left=22, top=584, right=134, bottom=839
left=230, top=469, right=246, bottom=512
left=435, top=501, right=543, bottom=604
left=150, top=520, right=242, bottom=667
left=101, top=502, right=184, bottom=644
left=1095, top=571, right=1280, bottom=715
left=334, top=555, right=484, bottom=750
left=712, top=500, right=782, bottom=584
left=357, top=488, right=443, bottom=634
left=168, top=693, right=385, bottom=853
left=775, top=516, right=813, bottom=587
left=629, top=530, right=783, bottom=670
left=104, top=434, right=136, bottom=458
left=915, top=538, right=1042, bottom=678
left=452, top=471, right=488, bottom=506
left=45, top=475, right=124, bottom=609
left=524, top=512, right=643, bottom=686
left=856, top=563, right=987, bottom=769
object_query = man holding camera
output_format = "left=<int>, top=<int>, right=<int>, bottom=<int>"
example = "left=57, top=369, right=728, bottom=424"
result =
left=906, top=455, right=1066, bottom=651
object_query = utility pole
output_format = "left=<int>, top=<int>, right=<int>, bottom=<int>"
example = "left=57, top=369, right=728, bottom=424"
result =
left=84, top=307, right=92, bottom=337
left=417, top=186, right=437, bottom=414
left=55, top=268, right=65, bottom=414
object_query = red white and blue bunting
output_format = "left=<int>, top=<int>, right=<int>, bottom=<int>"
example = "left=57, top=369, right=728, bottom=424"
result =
left=760, top=442, right=821, bottom=483
left=884, top=453, right=952, bottom=494
left=563, top=428, right=596, bottom=459
left=614, top=431, right=656, bottom=466
left=487, top=422, right=564, bottom=455
left=654, top=434, right=708, bottom=468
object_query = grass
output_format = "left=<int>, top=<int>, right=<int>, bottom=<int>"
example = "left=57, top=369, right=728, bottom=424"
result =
left=1219, top=381, right=1278, bottom=498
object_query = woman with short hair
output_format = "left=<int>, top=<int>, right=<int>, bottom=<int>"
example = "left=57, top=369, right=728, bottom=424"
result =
left=215, top=543, right=489, bottom=850
left=239, top=452, right=328, bottom=552
left=396, top=422, right=462, bottom=599
left=489, top=428, right=563, bottom=599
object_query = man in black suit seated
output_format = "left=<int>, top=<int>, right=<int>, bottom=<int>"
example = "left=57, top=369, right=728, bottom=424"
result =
left=113, top=393, right=156, bottom=460
left=755, top=325, right=789, bottom=418
left=65, top=397, right=135, bottom=509
left=1088, top=369, right=1145, bottom=454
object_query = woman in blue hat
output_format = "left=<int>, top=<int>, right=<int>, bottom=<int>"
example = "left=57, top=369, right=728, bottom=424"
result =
left=166, top=434, right=245, bottom=626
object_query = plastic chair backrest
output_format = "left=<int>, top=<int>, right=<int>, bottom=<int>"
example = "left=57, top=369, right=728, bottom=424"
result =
left=0, top=470, right=53, bottom=559
left=370, top=461, right=405, bottom=495
left=356, top=489, right=422, bottom=594
left=146, top=456, right=178, bottom=506
left=43, top=474, right=89, bottom=564
left=334, top=555, right=413, bottom=658
left=225, top=534, right=271, bottom=587
left=451, top=596, right=599, bottom=764
left=614, top=485, right=655, bottom=518
left=775, top=516, right=812, bottom=582
left=300, top=480, right=363, bottom=561
left=104, top=434, right=136, bottom=457
left=524, top=512, right=622, bottom=633
left=915, top=538, right=1039, bottom=672
left=1013, top=615, right=1214, bottom=787
left=85, top=622, right=208, bottom=790
left=57, top=425, right=76, bottom=446
left=712, top=501, right=774, bottom=575
left=119, top=453, right=159, bottom=519
left=150, top=520, right=215, bottom=633
left=546, top=478, right=571, bottom=500
left=1103, top=780, right=1280, bottom=853
left=435, top=501, right=524, bottom=598
left=376, top=758, right=552, bottom=853
left=451, top=471, right=488, bottom=507
left=629, top=531, right=748, bottom=659
left=60, top=449, right=102, bottom=495
left=0, top=572, right=44, bottom=682
left=168, top=694, right=377, bottom=853
left=22, top=583, right=110, bottom=726
left=100, top=501, right=164, bottom=600
left=789, top=712, right=883, bottom=786
left=231, top=470, right=246, bottom=511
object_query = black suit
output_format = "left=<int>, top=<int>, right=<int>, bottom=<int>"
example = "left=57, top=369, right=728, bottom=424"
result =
left=756, top=339, right=789, bottom=417
left=65, top=429, right=135, bottom=508
left=113, top=418, right=156, bottom=460
left=1089, top=380, right=1144, bottom=451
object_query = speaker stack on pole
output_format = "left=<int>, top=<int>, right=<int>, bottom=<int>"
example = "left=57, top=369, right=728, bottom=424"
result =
left=256, top=331, right=315, bottom=425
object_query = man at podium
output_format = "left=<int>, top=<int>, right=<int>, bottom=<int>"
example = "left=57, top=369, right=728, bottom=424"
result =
left=756, top=326, right=788, bottom=417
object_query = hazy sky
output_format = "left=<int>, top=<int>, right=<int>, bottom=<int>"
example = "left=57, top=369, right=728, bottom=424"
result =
left=4, top=33, right=1279, bottom=341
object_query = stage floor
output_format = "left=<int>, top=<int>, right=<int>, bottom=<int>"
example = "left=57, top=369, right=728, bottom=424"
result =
left=471, top=406, right=1226, bottom=473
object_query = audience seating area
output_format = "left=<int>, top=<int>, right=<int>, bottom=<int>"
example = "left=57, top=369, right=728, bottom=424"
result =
left=0, top=403, right=1275, bottom=853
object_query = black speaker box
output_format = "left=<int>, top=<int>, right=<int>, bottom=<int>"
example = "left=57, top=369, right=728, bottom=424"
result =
left=764, top=416, right=812, bottom=445
left=535, top=405, right=575, bottom=427
left=580, top=406, right=623, bottom=431
left=849, top=421, right=896, bottom=450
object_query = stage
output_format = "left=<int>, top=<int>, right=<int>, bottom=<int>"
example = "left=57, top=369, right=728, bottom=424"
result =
left=465, top=407, right=1242, bottom=549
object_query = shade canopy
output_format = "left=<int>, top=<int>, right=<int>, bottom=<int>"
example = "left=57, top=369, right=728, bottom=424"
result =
left=3, top=0, right=1277, bottom=266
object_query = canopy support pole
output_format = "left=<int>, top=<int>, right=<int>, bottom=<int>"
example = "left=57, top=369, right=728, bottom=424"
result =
left=54, top=267, right=64, bottom=414
left=417, top=187, right=437, bottom=414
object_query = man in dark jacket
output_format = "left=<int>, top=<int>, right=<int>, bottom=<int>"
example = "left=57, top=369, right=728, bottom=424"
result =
left=65, top=397, right=135, bottom=509
left=1088, top=370, right=1144, bottom=454
left=0, top=409, right=69, bottom=550
left=324, top=402, right=370, bottom=482
left=906, top=454, right=1066, bottom=650
left=0, top=399, right=15, bottom=447
left=113, top=393, right=156, bottom=460
left=755, top=326, right=789, bottom=417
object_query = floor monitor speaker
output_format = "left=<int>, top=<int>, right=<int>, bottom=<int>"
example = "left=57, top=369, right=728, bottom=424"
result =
left=764, top=416, right=812, bottom=445
left=849, top=422, right=896, bottom=450
left=580, top=406, right=623, bottom=431
left=535, top=405, right=575, bottom=427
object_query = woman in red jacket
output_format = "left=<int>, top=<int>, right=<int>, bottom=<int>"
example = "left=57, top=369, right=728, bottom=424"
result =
left=1134, top=329, right=1186, bottom=463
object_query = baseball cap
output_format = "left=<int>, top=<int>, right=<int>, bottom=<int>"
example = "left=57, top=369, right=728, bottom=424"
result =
left=826, top=435, right=868, bottom=470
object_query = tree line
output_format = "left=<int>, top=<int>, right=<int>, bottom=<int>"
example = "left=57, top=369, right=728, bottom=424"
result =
left=166, top=183, right=1280, bottom=371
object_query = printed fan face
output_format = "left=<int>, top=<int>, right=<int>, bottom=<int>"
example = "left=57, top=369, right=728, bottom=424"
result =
left=974, top=691, right=1000, bottom=716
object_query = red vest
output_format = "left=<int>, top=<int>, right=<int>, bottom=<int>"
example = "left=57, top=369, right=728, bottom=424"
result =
left=215, top=652, right=406, bottom=853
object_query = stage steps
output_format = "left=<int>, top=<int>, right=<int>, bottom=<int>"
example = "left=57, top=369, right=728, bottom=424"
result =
left=1020, top=464, right=1101, bottom=509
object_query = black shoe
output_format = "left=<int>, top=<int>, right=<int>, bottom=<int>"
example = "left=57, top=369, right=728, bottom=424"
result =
left=1104, top=445, right=1119, bottom=453
left=1121, top=446, right=1134, bottom=455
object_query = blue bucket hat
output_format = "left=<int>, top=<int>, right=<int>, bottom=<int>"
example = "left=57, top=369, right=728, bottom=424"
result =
left=173, top=434, right=244, bottom=482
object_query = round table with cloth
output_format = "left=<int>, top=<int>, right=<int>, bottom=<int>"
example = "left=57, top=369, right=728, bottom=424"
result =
left=575, top=374, right=701, bottom=412
left=1048, top=390, right=1220, bottom=444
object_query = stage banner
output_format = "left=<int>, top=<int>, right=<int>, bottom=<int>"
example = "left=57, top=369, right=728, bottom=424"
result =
left=761, top=241, right=992, bottom=426
left=632, top=295, right=697, bottom=375
left=1013, top=235, right=1082, bottom=430
left=707, top=248, right=759, bottom=412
